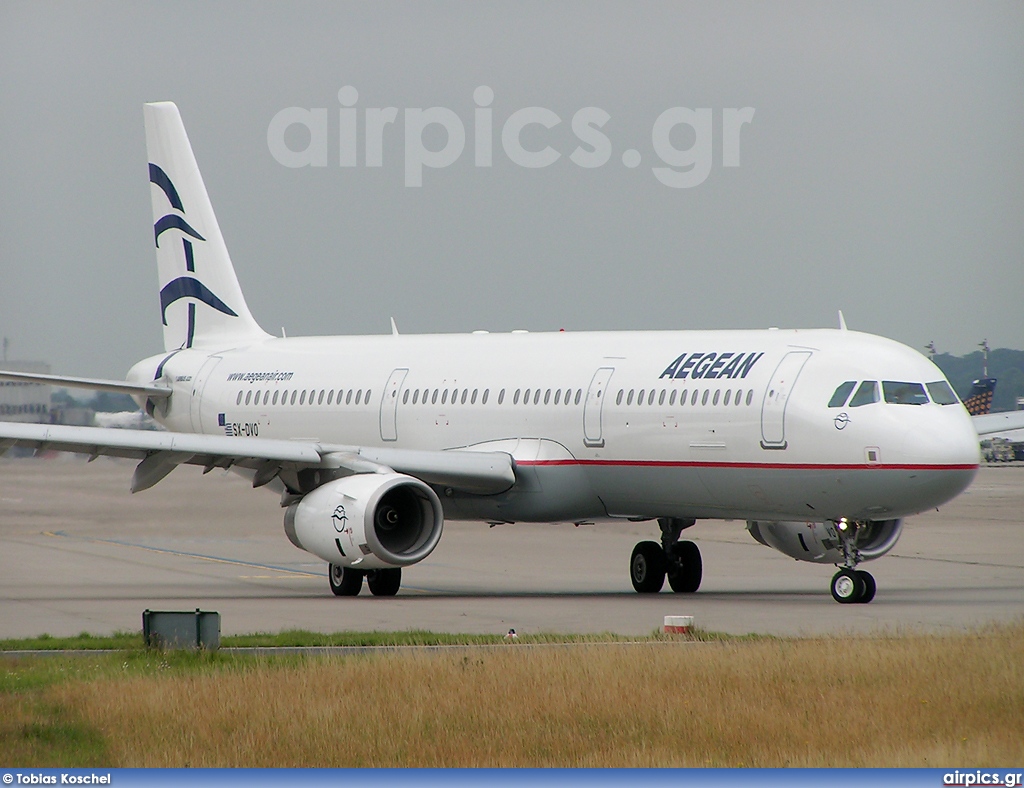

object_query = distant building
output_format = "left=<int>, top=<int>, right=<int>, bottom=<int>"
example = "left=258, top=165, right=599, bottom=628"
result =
left=0, top=360, right=51, bottom=423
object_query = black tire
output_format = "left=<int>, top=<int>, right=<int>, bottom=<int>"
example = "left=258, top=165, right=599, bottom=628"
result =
left=667, top=540, right=703, bottom=593
left=855, top=570, right=876, bottom=604
left=329, top=564, right=364, bottom=596
left=367, top=567, right=402, bottom=597
left=830, top=569, right=865, bottom=604
left=630, top=541, right=666, bottom=593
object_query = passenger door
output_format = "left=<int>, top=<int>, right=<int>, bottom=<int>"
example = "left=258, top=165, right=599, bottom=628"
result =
left=380, top=368, right=408, bottom=441
left=583, top=367, right=614, bottom=448
left=760, top=351, right=812, bottom=449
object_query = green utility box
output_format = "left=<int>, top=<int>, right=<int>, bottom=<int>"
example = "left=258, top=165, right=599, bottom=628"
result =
left=143, top=609, right=221, bottom=650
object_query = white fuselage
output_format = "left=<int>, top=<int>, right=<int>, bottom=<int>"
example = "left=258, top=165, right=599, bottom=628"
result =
left=131, top=326, right=980, bottom=525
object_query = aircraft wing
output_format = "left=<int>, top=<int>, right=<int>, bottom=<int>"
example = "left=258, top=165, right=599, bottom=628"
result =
left=973, top=411, right=1024, bottom=436
left=0, top=421, right=516, bottom=495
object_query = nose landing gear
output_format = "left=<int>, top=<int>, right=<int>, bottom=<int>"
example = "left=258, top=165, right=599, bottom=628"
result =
left=830, top=518, right=876, bottom=604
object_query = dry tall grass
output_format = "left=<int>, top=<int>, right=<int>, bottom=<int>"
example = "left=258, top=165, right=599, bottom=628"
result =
left=48, top=625, right=1024, bottom=767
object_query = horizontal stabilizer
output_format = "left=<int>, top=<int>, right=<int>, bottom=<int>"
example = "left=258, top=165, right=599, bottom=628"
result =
left=0, top=370, right=171, bottom=399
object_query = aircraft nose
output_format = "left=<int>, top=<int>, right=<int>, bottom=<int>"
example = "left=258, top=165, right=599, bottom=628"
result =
left=900, top=406, right=980, bottom=506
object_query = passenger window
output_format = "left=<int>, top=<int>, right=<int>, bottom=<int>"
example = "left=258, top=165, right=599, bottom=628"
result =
left=534, top=389, right=541, bottom=405
left=575, top=390, right=582, bottom=405
left=327, top=390, right=334, bottom=405
left=402, top=390, right=409, bottom=405
left=513, top=389, right=521, bottom=405
left=431, top=389, right=438, bottom=405
left=413, top=390, right=420, bottom=405
left=701, top=390, right=709, bottom=406
left=849, top=381, right=879, bottom=407
left=544, top=389, right=551, bottom=405
left=441, top=390, right=448, bottom=405
left=496, top=389, right=504, bottom=405
left=471, top=389, right=478, bottom=404
left=318, top=390, right=325, bottom=405
left=883, top=381, right=929, bottom=405
left=724, top=390, right=732, bottom=406
left=926, top=381, right=958, bottom=405
left=829, top=381, right=857, bottom=408
left=669, top=390, right=676, bottom=406
left=638, top=389, right=645, bottom=405
left=245, top=391, right=252, bottom=406
left=291, top=391, right=298, bottom=405
left=648, top=390, right=655, bottom=406
left=658, top=390, right=666, bottom=406
left=745, top=390, right=753, bottom=406
left=236, top=391, right=243, bottom=405
left=627, top=390, right=634, bottom=406
left=461, top=390, right=468, bottom=405
left=691, top=390, right=699, bottom=406
left=712, top=390, right=720, bottom=406
left=299, top=390, right=306, bottom=405
left=615, top=390, right=622, bottom=406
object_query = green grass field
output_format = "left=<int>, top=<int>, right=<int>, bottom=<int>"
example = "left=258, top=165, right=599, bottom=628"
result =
left=2, top=624, right=1021, bottom=767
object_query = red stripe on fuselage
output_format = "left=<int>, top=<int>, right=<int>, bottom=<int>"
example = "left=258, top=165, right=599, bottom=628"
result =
left=517, top=460, right=979, bottom=471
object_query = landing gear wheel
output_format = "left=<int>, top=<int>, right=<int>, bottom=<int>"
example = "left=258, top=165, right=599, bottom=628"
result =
left=329, top=564, right=364, bottom=596
left=855, top=570, right=876, bottom=604
left=630, top=541, right=666, bottom=593
left=667, top=540, right=702, bottom=593
left=830, top=569, right=866, bottom=604
left=367, top=567, right=402, bottom=597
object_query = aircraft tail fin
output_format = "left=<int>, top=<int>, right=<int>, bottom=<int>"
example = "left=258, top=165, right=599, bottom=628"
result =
left=143, top=102, right=270, bottom=352
left=963, top=377, right=996, bottom=415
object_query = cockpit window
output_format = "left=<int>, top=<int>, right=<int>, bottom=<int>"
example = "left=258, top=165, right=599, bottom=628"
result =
left=926, top=380, right=959, bottom=405
left=883, top=381, right=929, bottom=405
left=848, top=380, right=879, bottom=407
left=828, top=381, right=857, bottom=408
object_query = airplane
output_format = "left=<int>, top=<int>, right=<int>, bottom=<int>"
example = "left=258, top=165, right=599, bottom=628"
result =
left=3, top=101, right=1023, bottom=605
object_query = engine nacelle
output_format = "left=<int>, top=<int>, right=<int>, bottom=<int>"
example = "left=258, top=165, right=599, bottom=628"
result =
left=746, top=518, right=903, bottom=564
left=284, top=473, right=444, bottom=569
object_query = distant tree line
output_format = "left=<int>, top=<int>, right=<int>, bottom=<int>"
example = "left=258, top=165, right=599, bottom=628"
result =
left=932, top=348, right=1024, bottom=413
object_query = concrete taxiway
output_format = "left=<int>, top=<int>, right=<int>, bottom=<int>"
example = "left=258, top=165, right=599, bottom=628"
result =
left=1, top=457, right=1021, bottom=638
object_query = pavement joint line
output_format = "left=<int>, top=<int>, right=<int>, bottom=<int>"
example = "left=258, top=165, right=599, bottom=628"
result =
left=44, top=530, right=322, bottom=578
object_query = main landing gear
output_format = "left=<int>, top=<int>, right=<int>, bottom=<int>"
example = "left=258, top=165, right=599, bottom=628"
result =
left=630, top=517, right=702, bottom=594
left=829, top=518, right=876, bottom=604
left=328, top=564, right=402, bottom=597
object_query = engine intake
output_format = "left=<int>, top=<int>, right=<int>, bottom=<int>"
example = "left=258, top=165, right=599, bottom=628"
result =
left=284, top=473, right=444, bottom=569
left=746, top=518, right=903, bottom=564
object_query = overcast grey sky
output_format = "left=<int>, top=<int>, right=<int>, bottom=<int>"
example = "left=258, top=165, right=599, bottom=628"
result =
left=1, top=1, right=1021, bottom=378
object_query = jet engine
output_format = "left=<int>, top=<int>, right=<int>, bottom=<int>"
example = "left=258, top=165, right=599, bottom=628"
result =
left=284, top=473, right=444, bottom=569
left=746, top=518, right=903, bottom=564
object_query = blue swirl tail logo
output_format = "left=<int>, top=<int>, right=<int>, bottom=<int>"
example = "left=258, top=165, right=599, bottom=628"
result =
left=150, top=162, right=236, bottom=347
